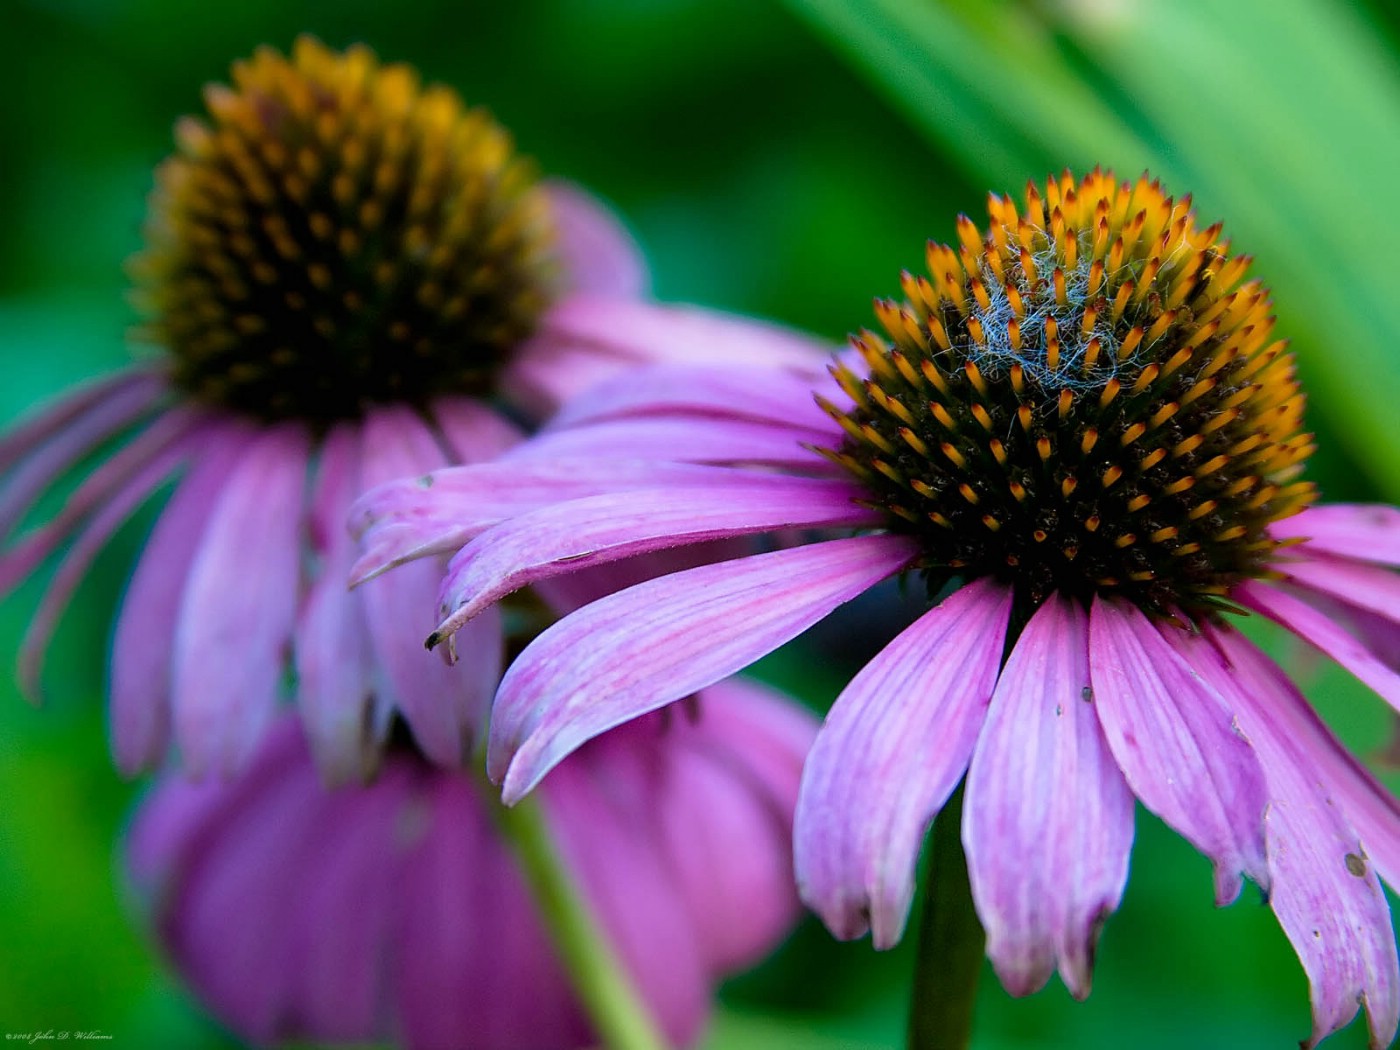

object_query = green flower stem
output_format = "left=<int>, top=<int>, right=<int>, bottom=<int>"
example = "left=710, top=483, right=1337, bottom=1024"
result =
left=907, top=784, right=983, bottom=1050
left=493, top=792, right=669, bottom=1050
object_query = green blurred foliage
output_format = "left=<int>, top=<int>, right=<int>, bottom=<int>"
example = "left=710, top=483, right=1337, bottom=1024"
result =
left=1, top=1, right=1398, bottom=1048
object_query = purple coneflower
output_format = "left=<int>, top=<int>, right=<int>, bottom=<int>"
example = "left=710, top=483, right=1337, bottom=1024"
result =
left=358, top=169, right=1400, bottom=1047
left=128, top=676, right=815, bottom=1050
left=0, top=37, right=824, bottom=781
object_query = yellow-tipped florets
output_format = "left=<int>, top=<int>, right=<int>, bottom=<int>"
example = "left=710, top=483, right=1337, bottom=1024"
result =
left=130, top=36, right=554, bottom=422
left=823, top=169, right=1315, bottom=617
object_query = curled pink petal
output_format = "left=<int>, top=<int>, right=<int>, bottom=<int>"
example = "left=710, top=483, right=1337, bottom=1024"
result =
left=490, top=534, right=919, bottom=801
left=964, top=594, right=1134, bottom=999
left=1088, top=597, right=1269, bottom=904
left=796, top=578, right=1013, bottom=949
left=434, top=476, right=877, bottom=637
left=501, top=415, right=829, bottom=469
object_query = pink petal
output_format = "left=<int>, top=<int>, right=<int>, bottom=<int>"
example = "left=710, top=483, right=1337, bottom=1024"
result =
left=1239, top=580, right=1400, bottom=717
left=1202, top=623, right=1400, bottom=891
left=0, top=406, right=202, bottom=594
left=111, top=423, right=256, bottom=774
left=1272, top=505, right=1400, bottom=567
left=1279, top=552, right=1400, bottom=625
left=293, top=423, right=379, bottom=784
left=349, top=459, right=810, bottom=585
left=433, top=476, right=877, bottom=638
left=500, top=296, right=831, bottom=418
left=357, top=406, right=499, bottom=766
left=424, top=396, right=523, bottom=464
left=490, top=534, right=919, bottom=801
left=0, top=370, right=166, bottom=539
left=1188, top=627, right=1399, bottom=1050
left=963, top=594, right=1134, bottom=999
left=172, top=425, right=310, bottom=776
left=501, top=415, right=830, bottom=469
left=544, top=179, right=648, bottom=300
left=1088, top=597, right=1269, bottom=904
left=794, top=578, right=1012, bottom=949
left=17, top=421, right=200, bottom=699
left=548, top=363, right=836, bottom=434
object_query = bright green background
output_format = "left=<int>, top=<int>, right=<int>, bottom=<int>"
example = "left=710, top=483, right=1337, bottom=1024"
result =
left=2, top=1, right=1400, bottom=1048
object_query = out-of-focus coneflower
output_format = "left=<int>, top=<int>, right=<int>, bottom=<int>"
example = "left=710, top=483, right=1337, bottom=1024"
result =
left=0, top=36, right=826, bottom=782
left=128, top=674, right=816, bottom=1050
left=359, top=169, right=1400, bottom=1048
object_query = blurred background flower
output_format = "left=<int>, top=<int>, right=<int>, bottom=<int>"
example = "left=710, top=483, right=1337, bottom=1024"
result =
left=2, top=1, right=1398, bottom=1047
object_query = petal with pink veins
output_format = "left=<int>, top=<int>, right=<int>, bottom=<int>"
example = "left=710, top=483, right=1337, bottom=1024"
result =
left=490, top=534, right=919, bottom=800
left=795, top=578, right=1013, bottom=949
left=1088, top=597, right=1269, bottom=904
left=1271, top=505, right=1400, bottom=567
left=964, top=594, right=1134, bottom=999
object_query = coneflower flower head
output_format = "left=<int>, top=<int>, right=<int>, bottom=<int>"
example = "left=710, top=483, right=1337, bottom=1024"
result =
left=355, top=170, right=1400, bottom=1047
left=824, top=168, right=1313, bottom=619
left=130, top=37, right=554, bottom=421
left=0, top=37, right=828, bottom=780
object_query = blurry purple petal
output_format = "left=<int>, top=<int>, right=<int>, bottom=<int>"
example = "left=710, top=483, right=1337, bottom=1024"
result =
left=294, top=423, right=378, bottom=783
left=544, top=180, right=648, bottom=299
left=434, top=476, right=876, bottom=637
left=1272, top=505, right=1400, bottom=567
left=358, top=406, right=499, bottom=765
left=796, top=578, right=1013, bottom=949
left=17, top=422, right=200, bottom=699
left=1088, top=598, right=1269, bottom=904
left=0, top=370, right=166, bottom=539
left=1239, top=580, right=1400, bottom=716
left=425, top=396, right=523, bottom=464
left=548, top=363, right=836, bottom=433
left=172, top=425, right=309, bottom=776
left=491, top=534, right=919, bottom=800
left=112, top=423, right=255, bottom=774
left=1186, top=628, right=1398, bottom=1050
left=964, top=595, right=1134, bottom=999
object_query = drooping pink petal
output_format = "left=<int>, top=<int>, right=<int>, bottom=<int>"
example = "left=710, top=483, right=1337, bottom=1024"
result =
left=1203, top=623, right=1400, bottom=891
left=425, top=396, right=524, bottom=464
left=646, top=678, right=815, bottom=974
left=293, top=423, right=379, bottom=784
left=433, top=476, right=877, bottom=637
left=1239, top=580, right=1400, bottom=716
left=1271, top=505, right=1400, bottom=567
left=0, top=370, right=167, bottom=539
left=548, top=363, right=837, bottom=433
left=544, top=180, right=648, bottom=300
left=357, top=406, right=499, bottom=766
left=794, top=578, right=1012, bottom=949
left=16, top=420, right=204, bottom=700
left=111, top=422, right=256, bottom=774
left=1088, top=597, right=1269, bottom=904
left=500, top=296, right=830, bottom=418
left=545, top=749, right=711, bottom=1047
left=1186, top=627, right=1399, bottom=1050
left=1279, top=553, right=1400, bottom=626
left=0, top=406, right=202, bottom=595
left=500, top=415, right=830, bottom=469
left=349, top=459, right=817, bottom=585
left=490, top=534, right=919, bottom=801
left=963, top=594, right=1134, bottom=999
left=172, top=425, right=310, bottom=776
